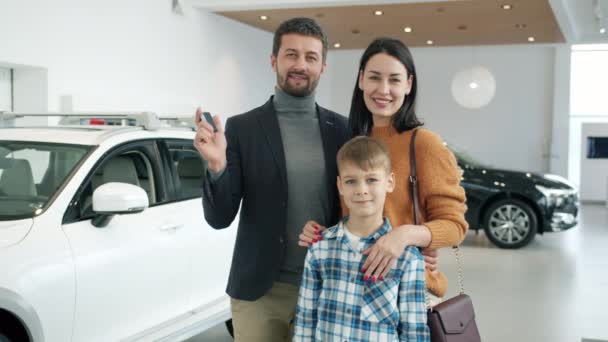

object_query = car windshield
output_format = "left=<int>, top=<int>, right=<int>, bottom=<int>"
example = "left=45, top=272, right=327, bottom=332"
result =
left=0, top=141, right=91, bottom=221
left=446, top=144, right=486, bottom=168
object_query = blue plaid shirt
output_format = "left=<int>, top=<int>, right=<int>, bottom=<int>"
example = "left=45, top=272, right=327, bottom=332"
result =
left=293, top=218, right=430, bottom=342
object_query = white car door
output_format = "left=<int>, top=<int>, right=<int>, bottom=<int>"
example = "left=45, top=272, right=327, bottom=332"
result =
left=163, top=140, right=236, bottom=313
left=61, top=142, right=190, bottom=341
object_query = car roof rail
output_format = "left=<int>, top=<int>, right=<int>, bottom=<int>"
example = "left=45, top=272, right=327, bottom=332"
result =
left=157, top=116, right=196, bottom=131
left=0, top=111, right=166, bottom=130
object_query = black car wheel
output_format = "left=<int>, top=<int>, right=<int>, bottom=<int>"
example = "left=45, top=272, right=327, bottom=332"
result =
left=225, top=319, right=234, bottom=338
left=482, top=199, right=537, bottom=249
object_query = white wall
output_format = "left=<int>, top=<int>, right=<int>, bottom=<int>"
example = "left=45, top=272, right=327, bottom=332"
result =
left=0, top=0, right=275, bottom=119
left=326, top=45, right=557, bottom=173
left=580, top=123, right=608, bottom=201
left=12, top=67, right=48, bottom=113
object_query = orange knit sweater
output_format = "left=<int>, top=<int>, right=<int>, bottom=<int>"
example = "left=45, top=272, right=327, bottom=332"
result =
left=343, top=126, right=469, bottom=296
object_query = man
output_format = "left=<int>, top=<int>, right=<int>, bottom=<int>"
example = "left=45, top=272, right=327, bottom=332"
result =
left=194, top=17, right=349, bottom=342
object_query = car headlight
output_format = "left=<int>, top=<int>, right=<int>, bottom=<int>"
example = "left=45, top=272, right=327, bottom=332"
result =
left=535, top=185, right=576, bottom=207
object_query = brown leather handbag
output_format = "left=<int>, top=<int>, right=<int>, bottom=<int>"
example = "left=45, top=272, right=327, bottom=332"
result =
left=409, top=129, right=481, bottom=342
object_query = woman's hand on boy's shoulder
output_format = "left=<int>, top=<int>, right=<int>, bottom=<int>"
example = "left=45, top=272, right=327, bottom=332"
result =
left=361, top=231, right=404, bottom=282
left=298, top=220, right=326, bottom=247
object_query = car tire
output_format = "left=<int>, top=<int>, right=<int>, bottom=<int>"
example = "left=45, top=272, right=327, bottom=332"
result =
left=225, top=319, right=234, bottom=338
left=482, top=198, right=538, bottom=249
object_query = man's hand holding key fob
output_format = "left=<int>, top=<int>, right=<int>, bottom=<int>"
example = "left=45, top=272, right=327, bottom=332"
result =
left=194, top=108, right=227, bottom=173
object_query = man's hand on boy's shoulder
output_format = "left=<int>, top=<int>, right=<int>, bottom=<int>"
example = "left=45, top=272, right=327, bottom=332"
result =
left=298, top=220, right=326, bottom=247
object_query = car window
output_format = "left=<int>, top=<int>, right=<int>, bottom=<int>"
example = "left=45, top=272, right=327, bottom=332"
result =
left=165, top=140, right=206, bottom=201
left=0, top=141, right=91, bottom=221
left=76, top=149, right=159, bottom=220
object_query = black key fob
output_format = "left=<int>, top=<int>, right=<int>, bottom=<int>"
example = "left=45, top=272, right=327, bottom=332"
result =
left=203, top=111, right=218, bottom=132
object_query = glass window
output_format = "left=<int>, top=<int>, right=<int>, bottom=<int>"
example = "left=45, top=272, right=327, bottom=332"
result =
left=0, top=141, right=91, bottom=220
left=571, top=45, right=608, bottom=117
left=166, top=140, right=206, bottom=201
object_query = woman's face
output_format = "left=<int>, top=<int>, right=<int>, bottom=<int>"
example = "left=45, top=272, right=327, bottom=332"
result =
left=358, top=53, right=413, bottom=127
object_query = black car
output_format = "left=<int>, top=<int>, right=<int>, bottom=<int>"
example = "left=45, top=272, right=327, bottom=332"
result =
left=451, top=147, right=579, bottom=249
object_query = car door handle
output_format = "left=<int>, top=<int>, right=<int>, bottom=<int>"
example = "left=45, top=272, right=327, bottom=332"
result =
left=159, top=223, right=183, bottom=232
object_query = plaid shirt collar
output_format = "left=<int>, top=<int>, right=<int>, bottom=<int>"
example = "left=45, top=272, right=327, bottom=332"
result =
left=324, top=216, right=392, bottom=244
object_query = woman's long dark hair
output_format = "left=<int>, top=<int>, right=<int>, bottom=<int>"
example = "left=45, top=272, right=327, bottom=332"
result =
left=349, top=37, right=423, bottom=136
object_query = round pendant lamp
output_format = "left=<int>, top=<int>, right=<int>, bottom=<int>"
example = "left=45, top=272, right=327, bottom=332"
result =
left=451, top=66, right=496, bottom=109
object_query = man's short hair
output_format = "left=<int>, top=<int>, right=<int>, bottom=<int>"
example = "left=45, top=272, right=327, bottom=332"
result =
left=273, top=17, right=328, bottom=61
left=337, top=136, right=391, bottom=174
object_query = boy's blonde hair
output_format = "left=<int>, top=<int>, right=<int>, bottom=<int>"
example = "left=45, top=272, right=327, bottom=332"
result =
left=337, top=136, right=391, bottom=174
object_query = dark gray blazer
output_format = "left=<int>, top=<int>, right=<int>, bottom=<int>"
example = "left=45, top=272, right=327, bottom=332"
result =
left=202, top=97, right=350, bottom=301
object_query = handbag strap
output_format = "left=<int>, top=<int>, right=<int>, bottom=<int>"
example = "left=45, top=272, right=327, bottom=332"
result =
left=408, top=129, right=465, bottom=308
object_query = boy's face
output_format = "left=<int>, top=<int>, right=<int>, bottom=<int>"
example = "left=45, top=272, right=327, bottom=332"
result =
left=337, top=162, right=395, bottom=219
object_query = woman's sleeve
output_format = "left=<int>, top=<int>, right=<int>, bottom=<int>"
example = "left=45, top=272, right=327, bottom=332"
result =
left=416, top=129, right=469, bottom=249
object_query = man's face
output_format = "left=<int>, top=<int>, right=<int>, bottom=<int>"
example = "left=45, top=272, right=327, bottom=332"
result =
left=271, top=33, right=326, bottom=97
left=337, top=162, right=395, bottom=219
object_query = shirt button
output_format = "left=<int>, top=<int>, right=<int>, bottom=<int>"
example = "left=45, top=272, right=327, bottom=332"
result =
left=346, top=308, right=351, bottom=314
left=349, top=277, right=355, bottom=282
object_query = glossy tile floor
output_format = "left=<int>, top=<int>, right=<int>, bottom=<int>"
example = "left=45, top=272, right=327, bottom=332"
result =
left=187, top=204, right=608, bottom=342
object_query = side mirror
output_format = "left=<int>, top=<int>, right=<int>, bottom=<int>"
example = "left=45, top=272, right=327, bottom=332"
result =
left=91, top=182, right=149, bottom=228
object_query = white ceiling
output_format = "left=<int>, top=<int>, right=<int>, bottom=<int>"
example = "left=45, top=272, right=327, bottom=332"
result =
left=191, top=0, right=608, bottom=44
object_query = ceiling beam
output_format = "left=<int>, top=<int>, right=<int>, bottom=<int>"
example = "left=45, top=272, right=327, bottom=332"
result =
left=190, top=0, right=467, bottom=12
left=548, top=0, right=579, bottom=42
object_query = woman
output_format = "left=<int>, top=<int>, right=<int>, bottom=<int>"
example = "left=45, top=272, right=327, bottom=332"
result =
left=299, top=37, right=468, bottom=301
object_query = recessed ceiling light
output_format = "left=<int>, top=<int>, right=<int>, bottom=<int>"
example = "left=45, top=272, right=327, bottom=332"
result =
left=427, top=40, right=434, bottom=45
left=528, top=36, right=535, bottom=42
left=501, top=4, right=513, bottom=10
left=601, top=27, right=607, bottom=34
left=374, top=10, right=383, bottom=16
left=404, top=26, right=413, bottom=33
left=333, top=43, right=341, bottom=48
left=259, top=15, right=268, bottom=20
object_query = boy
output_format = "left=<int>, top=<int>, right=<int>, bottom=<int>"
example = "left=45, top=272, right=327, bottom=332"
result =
left=293, top=136, right=430, bottom=342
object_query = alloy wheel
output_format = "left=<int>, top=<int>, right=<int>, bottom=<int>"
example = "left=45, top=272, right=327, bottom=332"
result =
left=487, top=204, right=531, bottom=245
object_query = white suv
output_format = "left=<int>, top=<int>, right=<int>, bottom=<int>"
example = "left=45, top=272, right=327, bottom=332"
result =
left=0, top=112, right=236, bottom=342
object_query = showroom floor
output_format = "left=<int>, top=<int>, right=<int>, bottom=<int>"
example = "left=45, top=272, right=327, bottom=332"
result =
left=186, top=204, right=608, bottom=342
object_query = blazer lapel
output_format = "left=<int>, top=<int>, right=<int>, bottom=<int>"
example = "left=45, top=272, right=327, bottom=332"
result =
left=257, top=98, right=288, bottom=189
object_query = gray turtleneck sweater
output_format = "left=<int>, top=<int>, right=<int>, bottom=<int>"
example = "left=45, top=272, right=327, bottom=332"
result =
left=273, top=87, right=330, bottom=285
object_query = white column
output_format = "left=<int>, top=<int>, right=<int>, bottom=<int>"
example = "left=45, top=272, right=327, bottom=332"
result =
left=549, top=44, right=571, bottom=178
left=0, top=67, right=11, bottom=112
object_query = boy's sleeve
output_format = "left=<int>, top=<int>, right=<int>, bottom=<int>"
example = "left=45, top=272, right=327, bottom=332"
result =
left=293, top=247, right=323, bottom=342
left=397, top=247, right=430, bottom=342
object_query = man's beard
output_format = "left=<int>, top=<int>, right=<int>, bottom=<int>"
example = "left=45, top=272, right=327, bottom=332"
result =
left=277, top=71, right=319, bottom=97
